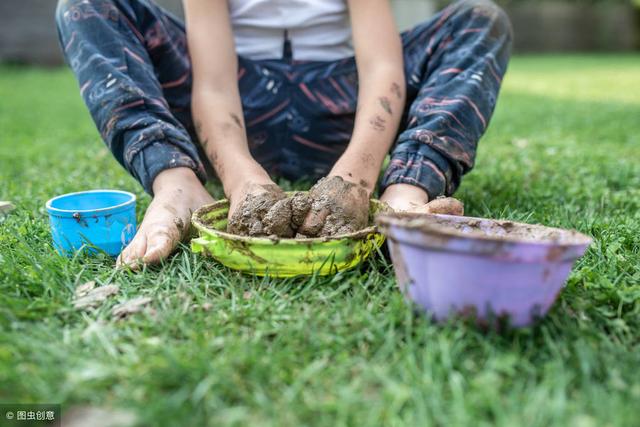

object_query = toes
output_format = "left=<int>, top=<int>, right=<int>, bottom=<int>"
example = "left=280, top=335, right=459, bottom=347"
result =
left=142, top=227, right=179, bottom=265
left=116, top=222, right=182, bottom=269
left=117, top=232, right=148, bottom=270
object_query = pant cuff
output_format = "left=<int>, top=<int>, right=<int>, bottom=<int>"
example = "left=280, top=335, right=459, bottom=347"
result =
left=381, top=141, right=456, bottom=200
left=129, top=139, right=207, bottom=195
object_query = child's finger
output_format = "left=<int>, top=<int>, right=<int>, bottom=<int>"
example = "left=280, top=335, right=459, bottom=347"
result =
left=298, top=206, right=329, bottom=237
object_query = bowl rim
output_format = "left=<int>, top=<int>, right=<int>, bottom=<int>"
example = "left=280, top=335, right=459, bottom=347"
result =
left=191, top=196, right=384, bottom=244
left=46, top=189, right=137, bottom=216
left=375, top=212, right=593, bottom=247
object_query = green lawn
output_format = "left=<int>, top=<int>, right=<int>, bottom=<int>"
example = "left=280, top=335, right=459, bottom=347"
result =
left=1, top=55, right=639, bottom=426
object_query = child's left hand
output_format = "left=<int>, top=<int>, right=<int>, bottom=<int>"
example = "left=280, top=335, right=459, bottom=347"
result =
left=298, top=175, right=370, bottom=237
left=381, top=184, right=464, bottom=215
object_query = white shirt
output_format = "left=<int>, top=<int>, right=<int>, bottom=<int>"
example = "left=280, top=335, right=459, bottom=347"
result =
left=229, top=0, right=354, bottom=61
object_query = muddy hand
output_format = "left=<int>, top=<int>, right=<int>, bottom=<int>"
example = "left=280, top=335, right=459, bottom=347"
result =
left=411, top=197, right=464, bottom=216
left=380, top=183, right=464, bottom=216
left=299, top=176, right=370, bottom=237
left=228, top=183, right=311, bottom=237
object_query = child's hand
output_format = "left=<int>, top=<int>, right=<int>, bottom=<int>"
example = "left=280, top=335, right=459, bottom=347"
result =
left=411, top=197, right=464, bottom=216
left=227, top=181, right=290, bottom=236
left=299, top=176, right=370, bottom=237
left=380, top=184, right=464, bottom=215
left=380, top=183, right=428, bottom=212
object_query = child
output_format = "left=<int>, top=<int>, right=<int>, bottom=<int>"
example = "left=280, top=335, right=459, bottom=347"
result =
left=55, top=0, right=512, bottom=268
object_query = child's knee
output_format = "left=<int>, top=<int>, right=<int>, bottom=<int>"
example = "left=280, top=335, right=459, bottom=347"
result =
left=56, top=0, right=88, bottom=26
left=55, top=0, right=119, bottom=30
left=454, top=0, right=512, bottom=39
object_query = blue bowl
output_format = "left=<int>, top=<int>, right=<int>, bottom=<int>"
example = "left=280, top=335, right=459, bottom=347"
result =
left=46, top=190, right=137, bottom=257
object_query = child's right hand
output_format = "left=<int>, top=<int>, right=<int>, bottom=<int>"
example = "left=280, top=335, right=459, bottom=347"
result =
left=227, top=180, right=290, bottom=236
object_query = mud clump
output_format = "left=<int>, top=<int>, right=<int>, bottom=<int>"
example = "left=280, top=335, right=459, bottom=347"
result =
left=227, top=177, right=370, bottom=239
left=262, top=192, right=313, bottom=237
left=299, top=176, right=369, bottom=237
left=227, top=186, right=313, bottom=238
left=229, top=185, right=298, bottom=237
left=261, top=198, right=294, bottom=236
left=290, top=192, right=312, bottom=228
left=378, top=211, right=591, bottom=246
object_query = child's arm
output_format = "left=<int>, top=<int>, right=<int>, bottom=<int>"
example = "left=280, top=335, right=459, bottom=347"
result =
left=184, top=0, right=277, bottom=214
left=331, top=0, right=406, bottom=191
left=301, top=0, right=405, bottom=233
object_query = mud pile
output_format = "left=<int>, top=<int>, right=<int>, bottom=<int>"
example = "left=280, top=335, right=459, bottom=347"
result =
left=227, top=177, right=369, bottom=239
left=227, top=185, right=310, bottom=238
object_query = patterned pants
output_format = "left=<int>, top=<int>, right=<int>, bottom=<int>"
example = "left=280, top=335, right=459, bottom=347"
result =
left=55, top=0, right=512, bottom=198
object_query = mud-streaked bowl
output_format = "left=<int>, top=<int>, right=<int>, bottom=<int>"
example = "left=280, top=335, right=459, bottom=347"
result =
left=191, top=194, right=386, bottom=277
left=376, top=213, right=592, bottom=327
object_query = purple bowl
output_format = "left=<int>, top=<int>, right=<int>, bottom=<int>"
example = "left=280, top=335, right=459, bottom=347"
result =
left=376, top=213, right=592, bottom=327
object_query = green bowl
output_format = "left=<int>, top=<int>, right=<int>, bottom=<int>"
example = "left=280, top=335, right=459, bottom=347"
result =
left=191, top=193, right=386, bottom=277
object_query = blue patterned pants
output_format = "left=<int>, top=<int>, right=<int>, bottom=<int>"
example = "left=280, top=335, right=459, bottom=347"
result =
left=55, top=0, right=512, bottom=198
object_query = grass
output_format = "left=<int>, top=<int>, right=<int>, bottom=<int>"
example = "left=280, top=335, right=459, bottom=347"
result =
left=1, top=54, right=639, bottom=426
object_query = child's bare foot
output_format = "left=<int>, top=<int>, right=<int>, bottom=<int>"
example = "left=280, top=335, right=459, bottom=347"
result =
left=380, top=184, right=464, bottom=215
left=116, top=167, right=213, bottom=270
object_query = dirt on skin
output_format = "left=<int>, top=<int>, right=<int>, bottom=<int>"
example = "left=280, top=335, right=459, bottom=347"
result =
left=227, top=179, right=468, bottom=239
left=300, top=176, right=369, bottom=237
left=227, top=177, right=469, bottom=239
left=261, top=192, right=313, bottom=237
left=227, top=185, right=312, bottom=238
left=227, top=177, right=369, bottom=238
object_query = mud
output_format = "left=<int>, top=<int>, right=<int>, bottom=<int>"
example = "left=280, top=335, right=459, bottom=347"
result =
left=227, top=184, right=287, bottom=236
left=377, top=213, right=591, bottom=245
left=262, top=192, right=314, bottom=237
left=290, top=192, right=312, bottom=228
left=227, top=177, right=369, bottom=238
left=227, top=186, right=313, bottom=238
left=300, top=176, right=369, bottom=237
left=173, top=217, right=185, bottom=232
left=261, top=198, right=293, bottom=236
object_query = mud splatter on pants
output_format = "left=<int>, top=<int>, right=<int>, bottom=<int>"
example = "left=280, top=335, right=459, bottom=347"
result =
left=55, top=0, right=512, bottom=198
